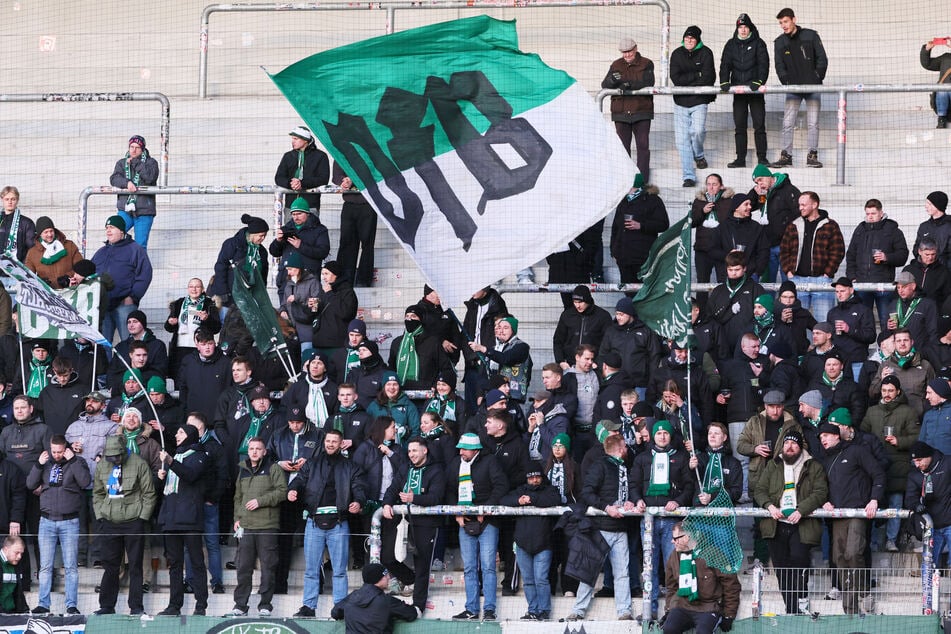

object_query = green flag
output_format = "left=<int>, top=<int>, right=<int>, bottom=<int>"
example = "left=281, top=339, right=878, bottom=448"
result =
left=632, top=216, right=691, bottom=343
left=269, top=15, right=632, bottom=306
left=230, top=266, right=285, bottom=358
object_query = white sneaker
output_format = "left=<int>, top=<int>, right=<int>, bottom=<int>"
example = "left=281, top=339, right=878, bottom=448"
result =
left=824, top=587, right=840, bottom=600
left=564, top=591, right=575, bottom=597
left=885, top=540, right=899, bottom=552
left=797, top=597, right=811, bottom=614
left=860, top=595, right=876, bottom=614
left=431, top=559, right=445, bottom=571
left=224, top=608, right=248, bottom=617
left=258, top=608, right=271, bottom=617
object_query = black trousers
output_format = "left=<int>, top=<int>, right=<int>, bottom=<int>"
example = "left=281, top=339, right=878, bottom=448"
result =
left=164, top=531, right=209, bottom=611
left=276, top=498, right=304, bottom=590
left=235, top=529, right=278, bottom=611
left=99, top=519, right=145, bottom=612
left=732, top=94, right=767, bottom=162
left=499, top=518, right=519, bottom=590
left=767, top=522, right=813, bottom=614
left=409, top=523, right=440, bottom=611
left=614, top=120, right=652, bottom=181
left=379, top=517, right=415, bottom=586
left=663, top=608, right=721, bottom=634
left=338, top=201, right=378, bottom=286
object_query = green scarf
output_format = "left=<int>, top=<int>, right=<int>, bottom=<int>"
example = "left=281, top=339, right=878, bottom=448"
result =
left=753, top=310, right=774, bottom=337
left=295, top=149, right=305, bottom=179
left=893, top=348, right=917, bottom=369
left=422, top=424, right=445, bottom=440
left=243, top=235, right=262, bottom=280
left=677, top=552, right=699, bottom=601
left=240, top=407, right=271, bottom=455
left=395, top=327, right=422, bottom=383
left=426, top=394, right=457, bottom=422
left=180, top=294, right=206, bottom=323
left=343, top=347, right=361, bottom=381
left=121, top=387, right=145, bottom=411
left=123, top=428, right=142, bottom=455
left=404, top=464, right=426, bottom=495
left=39, top=237, right=67, bottom=265
left=726, top=275, right=747, bottom=299
left=0, top=550, right=17, bottom=612
left=5, top=208, right=22, bottom=255
left=646, top=449, right=671, bottom=496
left=124, top=149, right=149, bottom=208
left=702, top=450, right=724, bottom=495
left=897, top=298, right=921, bottom=329
left=26, top=359, right=50, bottom=398
left=821, top=372, right=842, bottom=387
left=163, top=448, right=195, bottom=495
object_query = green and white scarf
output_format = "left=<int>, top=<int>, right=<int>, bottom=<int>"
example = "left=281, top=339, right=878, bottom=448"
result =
left=306, top=380, right=330, bottom=427
left=404, top=464, right=426, bottom=495
left=244, top=235, right=262, bottom=279
left=295, top=149, right=306, bottom=179
left=608, top=454, right=628, bottom=504
left=395, top=326, right=422, bottom=383
left=893, top=347, right=917, bottom=369
left=646, top=449, right=671, bottom=497
left=548, top=461, right=567, bottom=503
left=677, top=552, right=699, bottom=601
left=343, top=347, right=361, bottom=381
left=426, top=394, right=457, bottom=422
left=26, top=359, right=50, bottom=398
left=240, top=407, right=271, bottom=455
left=5, top=208, right=22, bottom=255
left=123, top=428, right=142, bottom=455
left=124, top=149, right=149, bottom=208
left=897, top=298, right=921, bottom=329
left=39, top=236, right=66, bottom=265
left=458, top=456, right=475, bottom=505
left=163, top=448, right=196, bottom=495
left=821, top=372, right=842, bottom=388
left=702, top=450, right=724, bottom=495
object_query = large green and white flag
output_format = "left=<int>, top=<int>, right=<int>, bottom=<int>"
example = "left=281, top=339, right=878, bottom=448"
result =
left=632, top=216, right=692, bottom=344
left=270, top=15, right=633, bottom=306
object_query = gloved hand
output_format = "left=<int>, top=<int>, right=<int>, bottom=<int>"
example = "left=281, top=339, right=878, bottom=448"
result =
left=720, top=616, right=734, bottom=632
left=611, top=71, right=623, bottom=83
left=915, top=503, right=928, bottom=514
left=657, top=613, right=668, bottom=628
left=720, top=82, right=731, bottom=93
left=749, top=82, right=762, bottom=93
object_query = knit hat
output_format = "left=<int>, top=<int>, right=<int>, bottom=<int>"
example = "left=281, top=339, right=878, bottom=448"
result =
left=241, top=213, right=269, bottom=234
left=30, top=339, right=50, bottom=352
left=825, top=348, right=844, bottom=362
left=249, top=383, right=270, bottom=401
left=928, top=191, right=949, bottom=213
left=106, top=215, right=126, bottom=233
left=289, top=197, right=310, bottom=212
left=600, top=351, right=623, bottom=370
left=348, top=319, right=367, bottom=335
left=736, top=13, right=753, bottom=28
left=35, top=216, right=54, bottom=234
left=284, top=252, right=304, bottom=269
left=911, top=441, right=935, bottom=459
left=827, top=407, right=853, bottom=426
left=489, top=374, right=509, bottom=389
left=525, top=461, right=544, bottom=479
left=754, top=293, right=774, bottom=312
left=881, top=375, right=902, bottom=390
left=929, top=378, right=951, bottom=400
left=357, top=340, right=379, bottom=355
left=180, top=424, right=201, bottom=447
left=618, top=37, right=637, bottom=52
left=778, top=280, right=797, bottom=297
left=632, top=402, right=654, bottom=419
left=752, top=164, right=772, bottom=180
left=763, top=390, right=785, bottom=405
left=288, top=126, right=313, bottom=141
left=362, top=562, right=388, bottom=585
left=730, top=193, right=750, bottom=212
left=456, top=433, right=483, bottom=450
left=435, top=370, right=457, bottom=390
left=287, top=406, right=306, bottom=423
left=782, top=430, right=804, bottom=447
left=615, top=296, right=636, bottom=317
left=121, top=406, right=143, bottom=423
left=322, top=260, right=342, bottom=277
left=122, top=368, right=143, bottom=384
left=128, top=135, right=146, bottom=148
left=423, top=284, right=435, bottom=297
left=813, top=321, right=834, bottom=334
left=552, top=433, right=571, bottom=450
left=381, top=370, right=400, bottom=386
left=817, top=423, right=841, bottom=436
left=683, top=25, right=702, bottom=40
left=127, top=310, right=147, bottom=327
left=484, top=389, right=506, bottom=407
left=72, top=259, right=96, bottom=278
left=767, top=340, right=793, bottom=359
left=571, top=285, right=593, bottom=304
left=652, top=419, right=674, bottom=437
left=798, top=389, right=823, bottom=410
left=500, top=316, right=518, bottom=334
left=146, top=375, right=167, bottom=394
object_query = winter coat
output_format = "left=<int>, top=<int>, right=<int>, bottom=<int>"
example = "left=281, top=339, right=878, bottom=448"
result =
left=599, top=317, right=665, bottom=387
left=736, top=409, right=800, bottom=493
left=275, top=144, right=330, bottom=210
left=483, top=337, right=532, bottom=402
left=746, top=174, right=801, bottom=248
left=669, top=43, right=716, bottom=107
left=914, top=214, right=951, bottom=265
left=312, top=278, right=358, bottom=349
left=773, top=300, right=816, bottom=356
left=719, top=22, right=769, bottom=88
left=630, top=445, right=694, bottom=509
left=648, top=352, right=715, bottom=428
left=610, top=187, right=669, bottom=271
left=387, top=329, right=453, bottom=392
left=108, top=328, right=169, bottom=393
left=0, top=418, right=52, bottom=476
left=754, top=451, right=828, bottom=544
left=664, top=551, right=741, bottom=618
left=807, top=373, right=867, bottom=427
left=552, top=303, right=613, bottom=366
left=706, top=276, right=767, bottom=355
left=500, top=482, right=562, bottom=555
left=905, top=451, right=951, bottom=529
left=176, top=346, right=232, bottom=422
left=352, top=440, right=408, bottom=502
left=846, top=217, right=909, bottom=283
left=710, top=214, right=770, bottom=278
left=0, top=456, right=25, bottom=532
left=717, top=354, right=773, bottom=423
left=64, top=412, right=118, bottom=480
left=593, top=370, right=633, bottom=423
left=90, top=235, right=152, bottom=309
left=860, top=393, right=920, bottom=493
left=157, top=442, right=208, bottom=531
left=694, top=448, right=744, bottom=504
left=869, top=351, right=934, bottom=417
left=774, top=26, right=828, bottom=85
left=282, top=374, right=338, bottom=428
left=691, top=188, right=735, bottom=254
left=920, top=401, right=951, bottom=456
left=481, top=427, right=528, bottom=492
left=269, top=214, right=331, bottom=274
left=444, top=451, right=509, bottom=523
left=779, top=210, right=845, bottom=279
left=267, top=422, right=323, bottom=468
left=289, top=450, right=367, bottom=515
left=826, top=294, right=876, bottom=365
left=367, top=395, right=420, bottom=446
left=601, top=53, right=655, bottom=123
left=110, top=153, right=159, bottom=215
left=279, top=269, right=322, bottom=343
left=885, top=295, right=939, bottom=366
left=164, top=295, right=221, bottom=374
left=198, top=431, right=229, bottom=503
left=821, top=439, right=885, bottom=508
left=23, top=230, right=82, bottom=289
left=382, top=459, right=446, bottom=528
left=0, top=212, right=35, bottom=263
left=904, top=259, right=951, bottom=308
left=28, top=455, right=90, bottom=520
left=92, top=435, right=157, bottom=524
left=208, top=228, right=269, bottom=300
left=330, top=583, right=418, bottom=633
left=462, top=289, right=509, bottom=368
left=233, top=458, right=286, bottom=530
left=553, top=506, right=610, bottom=586
left=37, top=371, right=86, bottom=435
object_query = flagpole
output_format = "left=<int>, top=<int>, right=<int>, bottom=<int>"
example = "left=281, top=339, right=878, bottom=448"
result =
left=684, top=215, right=702, bottom=490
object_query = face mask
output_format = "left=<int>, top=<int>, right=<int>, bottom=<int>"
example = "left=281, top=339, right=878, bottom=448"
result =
left=404, top=320, right=419, bottom=332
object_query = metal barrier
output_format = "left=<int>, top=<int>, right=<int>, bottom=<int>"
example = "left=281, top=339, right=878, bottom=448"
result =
left=598, top=83, right=951, bottom=187
left=197, top=0, right=672, bottom=99
left=370, top=504, right=934, bottom=616
left=494, top=281, right=906, bottom=295
left=0, top=92, right=170, bottom=187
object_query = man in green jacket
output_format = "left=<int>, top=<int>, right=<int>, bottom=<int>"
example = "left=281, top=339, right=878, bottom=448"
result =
left=92, top=434, right=157, bottom=615
left=225, top=437, right=286, bottom=617
left=753, top=429, right=828, bottom=615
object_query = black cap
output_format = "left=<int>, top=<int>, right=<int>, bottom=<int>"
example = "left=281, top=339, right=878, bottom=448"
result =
left=601, top=351, right=623, bottom=369
left=911, top=441, right=935, bottom=459
left=831, top=276, right=853, bottom=288
left=817, top=423, right=841, bottom=436
left=362, top=563, right=389, bottom=584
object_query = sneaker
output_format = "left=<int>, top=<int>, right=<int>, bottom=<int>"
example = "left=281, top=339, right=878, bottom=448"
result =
left=682, top=179, right=696, bottom=188
left=520, top=613, right=538, bottom=621
left=797, top=597, right=811, bottom=614
left=430, top=559, right=445, bottom=572
left=563, top=612, right=584, bottom=622
left=93, top=608, right=116, bottom=615
left=129, top=610, right=146, bottom=616
left=727, top=159, right=746, bottom=168
left=194, top=608, right=206, bottom=616
left=757, top=157, right=770, bottom=165
left=537, top=611, right=551, bottom=620
left=157, top=608, right=180, bottom=617
left=594, top=587, right=614, bottom=598
left=142, top=582, right=151, bottom=594
left=66, top=607, right=82, bottom=616
left=695, top=157, right=708, bottom=169
left=482, top=610, right=497, bottom=621
left=294, top=606, right=315, bottom=618
left=183, top=582, right=194, bottom=594
left=886, top=540, right=899, bottom=552
left=501, top=587, right=518, bottom=596
left=32, top=606, right=50, bottom=614
left=225, top=608, right=248, bottom=617
left=258, top=608, right=271, bottom=617
left=225, top=561, right=237, bottom=570
left=618, top=612, right=634, bottom=621
left=806, top=150, right=822, bottom=168
left=860, top=594, right=876, bottom=614
left=563, top=591, right=575, bottom=597
left=770, top=151, right=793, bottom=168
left=938, top=116, right=947, bottom=129
left=824, top=587, right=840, bottom=600
left=743, top=559, right=763, bottom=575
left=452, top=610, right=479, bottom=620
left=212, top=583, right=225, bottom=594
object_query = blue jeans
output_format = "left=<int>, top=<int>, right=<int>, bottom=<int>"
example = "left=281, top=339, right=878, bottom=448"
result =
left=642, top=517, right=677, bottom=616
left=303, top=519, right=349, bottom=607
left=186, top=502, right=223, bottom=586
left=38, top=517, right=80, bottom=609
left=766, top=246, right=781, bottom=284
left=573, top=529, right=631, bottom=617
left=857, top=290, right=895, bottom=331
left=117, top=211, right=154, bottom=249
left=789, top=275, right=834, bottom=322
left=458, top=522, right=499, bottom=614
left=937, top=92, right=950, bottom=116
left=927, top=524, right=951, bottom=578
left=515, top=547, right=552, bottom=615
left=101, top=302, right=136, bottom=345
left=673, top=104, right=708, bottom=181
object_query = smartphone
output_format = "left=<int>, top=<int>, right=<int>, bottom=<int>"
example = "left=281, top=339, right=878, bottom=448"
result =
left=934, top=37, right=950, bottom=46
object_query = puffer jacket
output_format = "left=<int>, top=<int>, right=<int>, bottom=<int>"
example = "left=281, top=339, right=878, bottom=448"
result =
left=746, top=173, right=800, bottom=247
left=330, top=582, right=418, bottom=632
left=23, top=229, right=82, bottom=289
left=846, top=217, right=909, bottom=283
left=157, top=441, right=208, bottom=531
left=553, top=506, right=610, bottom=587
left=90, top=235, right=152, bottom=308
left=690, top=187, right=735, bottom=254
left=905, top=451, right=951, bottom=529
left=27, top=454, right=91, bottom=519
left=719, top=21, right=769, bottom=88
left=601, top=53, right=655, bottom=122
left=552, top=303, right=613, bottom=366
left=669, top=42, right=716, bottom=107
left=774, top=25, right=827, bottom=85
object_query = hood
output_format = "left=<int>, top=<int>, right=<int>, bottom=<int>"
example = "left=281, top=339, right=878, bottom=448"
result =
left=731, top=17, right=761, bottom=41
left=694, top=187, right=735, bottom=202
left=103, top=435, right=126, bottom=461
left=349, top=583, right=384, bottom=609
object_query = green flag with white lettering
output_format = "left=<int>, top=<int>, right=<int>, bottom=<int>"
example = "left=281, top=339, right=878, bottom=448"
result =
left=632, top=216, right=692, bottom=344
left=269, top=15, right=633, bottom=306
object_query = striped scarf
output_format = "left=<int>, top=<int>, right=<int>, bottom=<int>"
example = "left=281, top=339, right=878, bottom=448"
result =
left=395, top=327, right=422, bottom=384
left=677, top=552, right=699, bottom=601
left=163, top=449, right=196, bottom=495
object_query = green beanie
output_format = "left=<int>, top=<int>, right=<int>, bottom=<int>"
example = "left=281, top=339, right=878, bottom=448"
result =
left=123, top=368, right=143, bottom=384
left=652, top=419, right=674, bottom=437
left=755, top=293, right=774, bottom=312
left=633, top=173, right=645, bottom=188
left=827, top=407, right=853, bottom=427
left=290, top=197, right=310, bottom=212
left=146, top=375, right=167, bottom=394
left=752, top=164, right=772, bottom=180
left=501, top=316, right=518, bottom=335
left=552, top=433, right=571, bottom=450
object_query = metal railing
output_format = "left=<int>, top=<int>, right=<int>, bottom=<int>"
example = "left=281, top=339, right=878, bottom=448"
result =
left=0, top=92, right=170, bottom=187
left=598, top=83, right=951, bottom=187
left=493, top=281, right=907, bottom=295
left=198, top=0, right=672, bottom=98
left=370, top=504, right=934, bottom=617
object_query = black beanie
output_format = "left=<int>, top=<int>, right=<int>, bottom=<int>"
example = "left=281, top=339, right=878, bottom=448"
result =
left=241, top=213, right=269, bottom=234
left=684, top=25, right=702, bottom=40
left=928, top=191, right=949, bottom=213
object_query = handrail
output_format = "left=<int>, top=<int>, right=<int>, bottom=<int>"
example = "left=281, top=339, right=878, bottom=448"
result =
left=198, top=0, right=671, bottom=98
left=597, top=83, right=951, bottom=187
left=0, top=92, right=170, bottom=187
left=370, top=504, right=934, bottom=615
left=493, top=282, right=903, bottom=295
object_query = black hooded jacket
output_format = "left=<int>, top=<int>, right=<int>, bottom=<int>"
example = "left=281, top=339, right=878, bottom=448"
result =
left=719, top=18, right=770, bottom=88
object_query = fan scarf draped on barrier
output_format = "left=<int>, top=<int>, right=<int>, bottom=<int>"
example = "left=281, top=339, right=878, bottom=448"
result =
left=269, top=15, right=633, bottom=306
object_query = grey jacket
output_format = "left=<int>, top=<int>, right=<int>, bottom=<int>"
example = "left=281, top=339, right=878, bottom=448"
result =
left=27, top=455, right=91, bottom=519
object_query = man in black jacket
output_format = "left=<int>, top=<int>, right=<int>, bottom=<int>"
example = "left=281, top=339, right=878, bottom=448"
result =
left=669, top=25, right=716, bottom=187
left=289, top=429, right=366, bottom=616
left=185, top=412, right=227, bottom=595
left=706, top=251, right=767, bottom=356
left=552, top=285, right=612, bottom=368
left=906, top=442, right=951, bottom=577
left=275, top=126, right=329, bottom=211
left=176, top=329, right=232, bottom=422
left=331, top=563, right=419, bottom=633
left=461, top=287, right=508, bottom=409
left=269, top=197, right=331, bottom=302
left=719, top=13, right=770, bottom=168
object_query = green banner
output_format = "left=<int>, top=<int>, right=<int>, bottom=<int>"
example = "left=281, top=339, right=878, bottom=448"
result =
left=632, top=216, right=692, bottom=344
left=230, top=266, right=285, bottom=358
